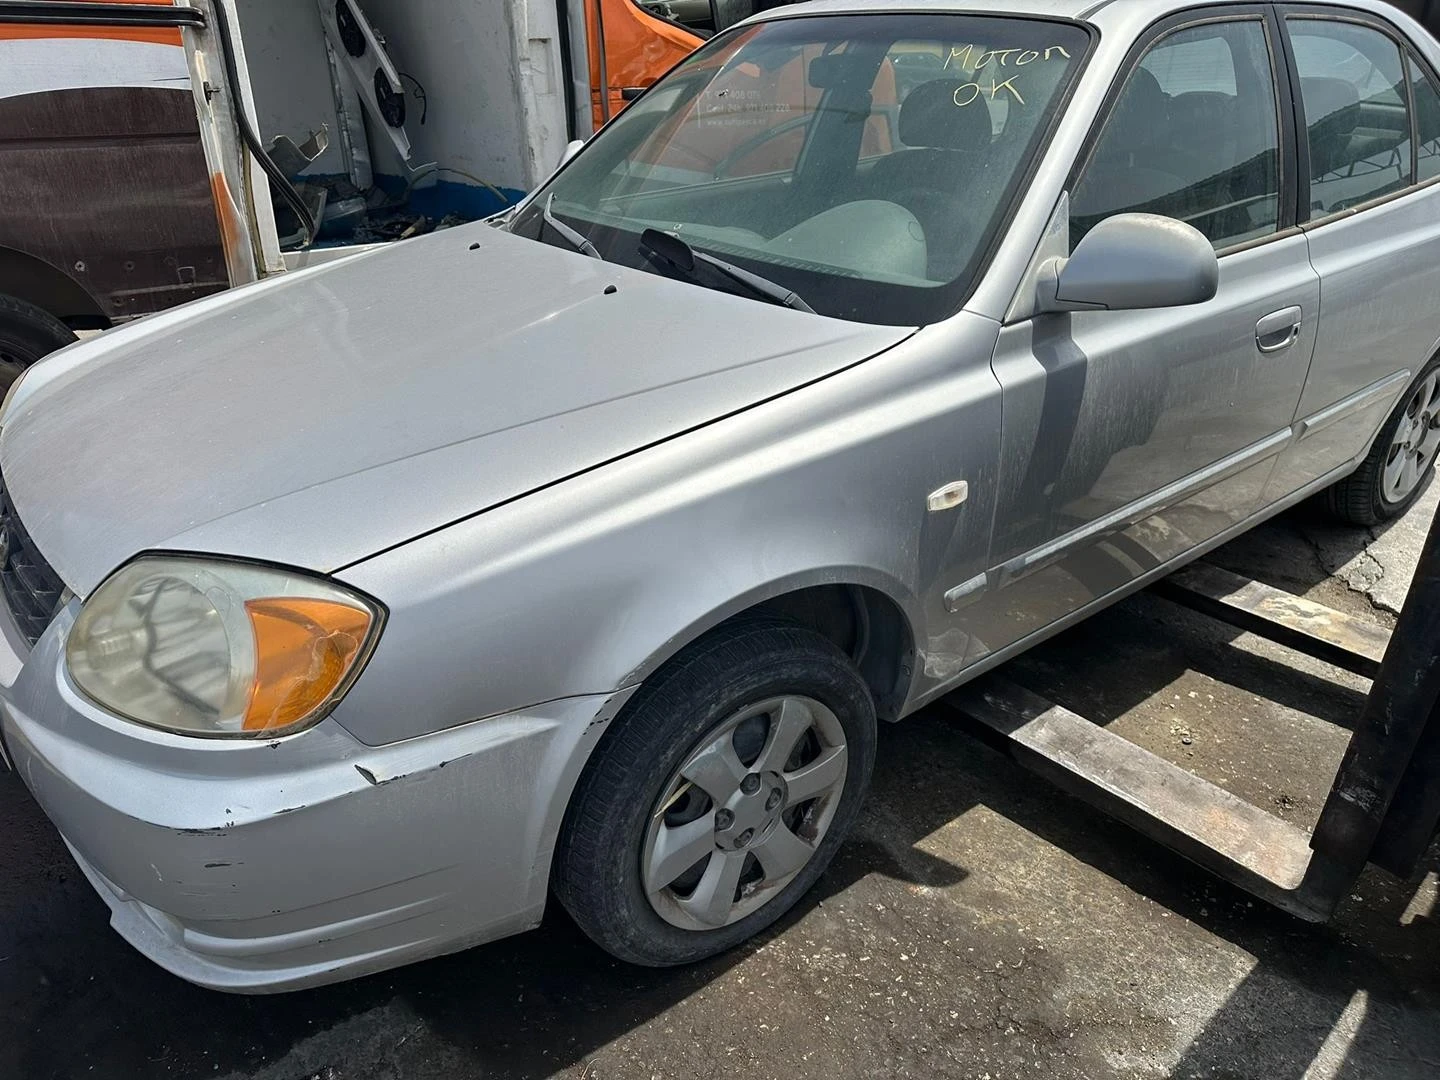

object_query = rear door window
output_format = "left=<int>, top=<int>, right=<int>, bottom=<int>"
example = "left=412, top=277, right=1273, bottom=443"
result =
left=1286, top=18, right=1412, bottom=215
left=1410, top=50, right=1440, bottom=183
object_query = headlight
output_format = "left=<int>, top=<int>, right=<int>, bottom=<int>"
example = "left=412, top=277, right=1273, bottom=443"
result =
left=65, top=556, right=383, bottom=738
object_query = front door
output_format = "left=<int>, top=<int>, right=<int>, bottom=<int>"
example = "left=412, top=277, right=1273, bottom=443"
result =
left=953, top=8, right=1319, bottom=664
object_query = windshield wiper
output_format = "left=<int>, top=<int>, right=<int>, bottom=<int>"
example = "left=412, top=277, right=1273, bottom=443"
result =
left=638, top=228, right=815, bottom=314
left=542, top=194, right=601, bottom=259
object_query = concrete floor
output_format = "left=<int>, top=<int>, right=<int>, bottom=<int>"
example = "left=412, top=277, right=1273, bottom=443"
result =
left=2, top=483, right=1438, bottom=1080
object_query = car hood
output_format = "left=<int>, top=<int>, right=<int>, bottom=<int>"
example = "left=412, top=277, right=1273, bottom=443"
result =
left=0, top=224, right=910, bottom=595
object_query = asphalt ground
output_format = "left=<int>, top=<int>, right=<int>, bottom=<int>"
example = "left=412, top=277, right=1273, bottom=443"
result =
left=2, top=481, right=1437, bottom=1080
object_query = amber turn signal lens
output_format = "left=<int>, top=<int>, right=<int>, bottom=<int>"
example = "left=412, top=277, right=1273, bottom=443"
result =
left=68, top=557, right=383, bottom=738
left=243, top=598, right=373, bottom=732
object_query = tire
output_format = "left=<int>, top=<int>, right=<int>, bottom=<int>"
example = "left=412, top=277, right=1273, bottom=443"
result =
left=1325, top=353, right=1440, bottom=527
left=553, top=620, right=877, bottom=967
left=0, top=294, right=76, bottom=394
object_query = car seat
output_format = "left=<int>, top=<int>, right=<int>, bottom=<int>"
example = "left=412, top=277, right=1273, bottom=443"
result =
left=864, top=78, right=993, bottom=279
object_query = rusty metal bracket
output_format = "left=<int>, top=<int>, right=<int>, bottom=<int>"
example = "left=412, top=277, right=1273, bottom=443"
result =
left=947, top=494, right=1440, bottom=920
left=947, top=676, right=1329, bottom=918
left=1153, top=562, right=1389, bottom=678
left=1313, top=505, right=1440, bottom=884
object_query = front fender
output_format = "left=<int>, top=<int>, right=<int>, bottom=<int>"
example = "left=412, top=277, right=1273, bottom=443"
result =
left=332, top=315, right=1003, bottom=747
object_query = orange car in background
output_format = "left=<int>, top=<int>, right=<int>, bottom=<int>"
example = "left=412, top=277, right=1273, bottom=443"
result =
left=588, top=0, right=707, bottom=126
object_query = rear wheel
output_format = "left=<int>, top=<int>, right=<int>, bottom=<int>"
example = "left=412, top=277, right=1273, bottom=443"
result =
left=1325, top=355, right=1440, bottom=526
left=0, top=294, right=76, bottom=394
left=553, top=620, right=876, bottom=966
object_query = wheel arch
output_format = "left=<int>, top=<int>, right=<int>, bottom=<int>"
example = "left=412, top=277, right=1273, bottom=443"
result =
left=0, top=247, right=109, bottom=330
left=620, top=571, right=921, bottom=723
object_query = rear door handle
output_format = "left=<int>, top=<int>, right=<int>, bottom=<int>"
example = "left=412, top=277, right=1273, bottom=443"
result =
left=1256, top=306, right=1302, bottom=353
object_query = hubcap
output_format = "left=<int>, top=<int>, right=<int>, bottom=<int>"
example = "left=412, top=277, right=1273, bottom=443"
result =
left=713, top=770, right=786, bottom=853
left=641, top=695, right=848, bottom=931
left=1384, top=373, right=1440, bottom=505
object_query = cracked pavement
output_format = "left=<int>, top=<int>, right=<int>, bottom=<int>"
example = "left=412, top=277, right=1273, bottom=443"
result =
left=3, top=481, right=1439, bottom=1080
left=1216, top=477, right=1439, bottom=622
left=1320, top=481, right=1439, bottom=615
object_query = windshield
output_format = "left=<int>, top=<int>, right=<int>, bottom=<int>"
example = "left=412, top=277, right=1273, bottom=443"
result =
left=510, top=14, right=1089, bottom=324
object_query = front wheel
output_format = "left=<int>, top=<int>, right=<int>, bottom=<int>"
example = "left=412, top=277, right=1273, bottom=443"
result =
left=1325, top=356, right=1440, bottom=526
left=553, top=620, right=876, bottom=967
left=0, top=294, right=77, bottom=393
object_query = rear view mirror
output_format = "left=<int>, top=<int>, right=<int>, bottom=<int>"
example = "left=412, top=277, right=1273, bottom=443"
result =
left=1038, top=213, right=1219, bottom=313
left=808, top=53, right=875, bottom=89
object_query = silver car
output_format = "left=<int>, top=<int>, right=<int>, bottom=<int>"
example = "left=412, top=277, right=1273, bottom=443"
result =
left=3, top=0, right=1439, bottom=993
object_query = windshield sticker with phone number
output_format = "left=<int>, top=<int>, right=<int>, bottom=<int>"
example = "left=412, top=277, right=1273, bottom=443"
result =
left=699, top=89, right=794, bottom=128
left=942, top=43, right=1072, bottom=106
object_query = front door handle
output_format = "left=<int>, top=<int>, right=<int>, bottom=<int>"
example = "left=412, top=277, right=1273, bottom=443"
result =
left=1256, top=306, right=1302, bottom=353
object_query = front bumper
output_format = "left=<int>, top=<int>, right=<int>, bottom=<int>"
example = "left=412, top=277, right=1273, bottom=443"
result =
left=1, top=603, right=626, bottom=993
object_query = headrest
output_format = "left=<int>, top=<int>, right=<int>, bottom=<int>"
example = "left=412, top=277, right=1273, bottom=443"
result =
left=1113, top=67, right=1168, bottom=131
left=898, top=79, right=993, bottom=150
left=1129, top=66, right=1164, bottom=99
left=1167, top=90, right=1235, bottom=123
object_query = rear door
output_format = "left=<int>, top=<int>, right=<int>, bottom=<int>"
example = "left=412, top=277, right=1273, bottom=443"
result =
left=1262, top=6, right=1440, bottom=501
left=956, top=6, right=1319, bottom=662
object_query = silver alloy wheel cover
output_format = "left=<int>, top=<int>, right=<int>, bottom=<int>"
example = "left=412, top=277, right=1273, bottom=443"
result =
left=1385, top=371, right=1440, bottom=504
left=641, top=695, right=849, bottom=932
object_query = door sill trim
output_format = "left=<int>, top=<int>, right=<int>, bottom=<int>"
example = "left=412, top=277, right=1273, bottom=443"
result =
left=998, top=426, right=1293, bottom=586
left=1295, top=370, right=1411, bottom=441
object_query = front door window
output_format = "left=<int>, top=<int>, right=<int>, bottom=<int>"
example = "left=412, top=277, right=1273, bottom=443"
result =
left=1071, top=18, right=1282, bottom=250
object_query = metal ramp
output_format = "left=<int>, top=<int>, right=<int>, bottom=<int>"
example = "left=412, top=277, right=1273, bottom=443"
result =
left=946, top=502, right=1440, bottom=920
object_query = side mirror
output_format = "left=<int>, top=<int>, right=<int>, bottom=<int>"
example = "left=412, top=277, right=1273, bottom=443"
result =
left=558, top=139, right=585, bottom=169
left=1037, top=213, right=1218, bottom=313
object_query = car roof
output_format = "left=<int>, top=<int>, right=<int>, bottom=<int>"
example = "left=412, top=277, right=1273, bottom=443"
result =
left=751, top=0, right=1405, bottom=34
left=753, top=0, right=1109, bottom=20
